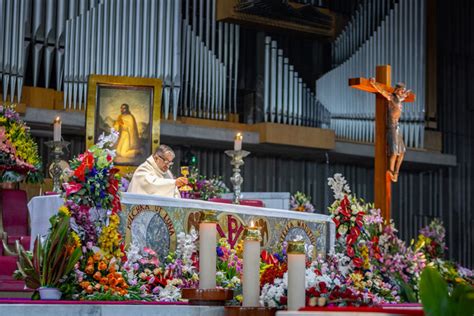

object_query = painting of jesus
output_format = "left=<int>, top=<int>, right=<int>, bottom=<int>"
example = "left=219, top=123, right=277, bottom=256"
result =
left=86, top=75, right=162, bottom=170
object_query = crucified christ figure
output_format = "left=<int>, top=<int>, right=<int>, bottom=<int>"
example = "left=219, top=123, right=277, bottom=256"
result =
left=369, top=78, right=411, bottom=182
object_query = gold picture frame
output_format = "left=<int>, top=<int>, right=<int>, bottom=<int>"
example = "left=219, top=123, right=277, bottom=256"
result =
left=86, top=75, right=162, bottom=174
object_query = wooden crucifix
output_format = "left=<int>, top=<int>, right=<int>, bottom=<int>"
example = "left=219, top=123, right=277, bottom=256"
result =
left=349, top=65, right=415, bottom=221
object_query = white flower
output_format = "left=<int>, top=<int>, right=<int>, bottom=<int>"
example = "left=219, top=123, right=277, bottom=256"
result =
left=157, top=283, right=182, bottom=302
left=327, top=173, right=351, bottom=200
left=338, top=224, right=348, bottom=236
left=96, top=128, right=119, bottom=149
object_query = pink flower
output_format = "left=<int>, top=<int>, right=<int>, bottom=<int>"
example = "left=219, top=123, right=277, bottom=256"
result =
left=63, top=182, right=82, bottom=196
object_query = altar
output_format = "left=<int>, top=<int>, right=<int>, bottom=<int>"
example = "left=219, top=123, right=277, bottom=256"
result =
left=28, top=193, right=335, bottom=261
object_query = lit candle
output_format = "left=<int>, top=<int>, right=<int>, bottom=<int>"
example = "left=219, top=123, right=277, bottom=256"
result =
left=234, top=132, right=242, bottom=151
left=53, top=116, right=62, bottom=142
left=287, top=240, right=306, bottom=311
left=243, top=221, right=261, bottom=307
left=199, top=211, right=217, bottom=289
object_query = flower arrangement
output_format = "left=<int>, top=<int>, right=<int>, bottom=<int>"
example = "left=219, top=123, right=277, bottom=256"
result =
left=259, top=173, right=474, bottom=309
left=14, top=207, right=82, bottom=292
left=290, top=191, right=315, bottom=212
left=56, top=131, right=131, bottom=300
left=0, top=103, right=42, bottom=183
left=180, top=167, right=229, bottom=200
left=75, top=252, right=144, bottom=301
left=62, top=130, right=124, bottom=259
left=216, top=238, right=243, bottom=290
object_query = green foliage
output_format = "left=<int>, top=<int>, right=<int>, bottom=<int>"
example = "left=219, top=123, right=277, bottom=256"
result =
left=420, top=267, right=474, bottom=316
left=14, top=212, right=81, bottom=292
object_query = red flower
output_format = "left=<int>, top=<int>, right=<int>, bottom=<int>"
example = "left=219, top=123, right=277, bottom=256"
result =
left=353, top=257, right=363, bottom=268
left=261, top=250, right=278, bottom=265
left=279, top=296, right=287, bottom=305
left=350, top=226, right=361, bottom=238
left=319, top=282, right=328, bottom=293
left=346, top=245, right=355, bottom=257
left=83, top=151, right=94, bottom=169
left=63, top=182, right=82, bottom=196
left=74, top=163, right=86, bottom=182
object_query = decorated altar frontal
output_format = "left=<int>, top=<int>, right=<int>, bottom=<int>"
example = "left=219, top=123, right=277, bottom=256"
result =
left=29, top=193, right=335, bottom=261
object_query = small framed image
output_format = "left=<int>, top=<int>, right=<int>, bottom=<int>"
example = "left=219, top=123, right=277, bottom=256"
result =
left=86, top=75, right=162, bottom=171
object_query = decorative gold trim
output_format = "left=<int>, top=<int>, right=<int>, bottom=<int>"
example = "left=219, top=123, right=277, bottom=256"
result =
left=244, top=226, right=262, bottom=242
left=200, top=210, right=218, bottom=223
left=86, top=74, right=162, bottom=173
left=287, top=240, right=305, bottom=254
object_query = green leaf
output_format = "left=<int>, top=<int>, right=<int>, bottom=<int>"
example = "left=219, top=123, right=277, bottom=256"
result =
left=419, top=267, right=449, bottom=316
left=448, top=283, right=474, bottom=316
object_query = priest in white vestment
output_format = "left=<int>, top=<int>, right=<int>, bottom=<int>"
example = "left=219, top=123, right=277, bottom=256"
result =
left=127, top=144, right=188, bottom=198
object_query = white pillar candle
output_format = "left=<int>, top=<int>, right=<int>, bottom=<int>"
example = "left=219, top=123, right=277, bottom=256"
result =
left=243, top=223, right=261, bottom=307
left=234, top=132, right=242, bottom=151
left=199, top=211, right=217, bottom=289
left=53, top=116, right=61, bottom=142
left=287, top=241, right=306, bottom=311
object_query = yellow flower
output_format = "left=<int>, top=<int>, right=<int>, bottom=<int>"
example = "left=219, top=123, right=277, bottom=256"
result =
left=71, top=232, right=82, bottom=248
left=58, top=205, right=71, bottom=217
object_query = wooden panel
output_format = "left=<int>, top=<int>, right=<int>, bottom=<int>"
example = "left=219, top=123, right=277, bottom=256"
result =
left=216, top=0, right=336, bottom=38
left=255, top=122, right=335, bottom=150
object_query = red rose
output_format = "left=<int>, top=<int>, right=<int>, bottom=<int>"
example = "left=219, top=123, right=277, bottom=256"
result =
left=279, top=296, right=287, bottom=305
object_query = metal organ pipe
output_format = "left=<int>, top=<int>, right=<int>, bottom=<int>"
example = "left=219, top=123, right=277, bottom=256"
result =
left=316, top=0, right=426, bottom=149
left=2, top=0, right=240, bottom=122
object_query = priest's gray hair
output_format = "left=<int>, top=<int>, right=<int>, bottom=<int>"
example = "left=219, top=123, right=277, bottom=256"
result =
left=155, top=144, right=175, bottom=158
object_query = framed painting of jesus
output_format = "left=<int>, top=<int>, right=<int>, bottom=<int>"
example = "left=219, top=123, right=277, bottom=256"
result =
left=86, top=75, right=162, bottom=172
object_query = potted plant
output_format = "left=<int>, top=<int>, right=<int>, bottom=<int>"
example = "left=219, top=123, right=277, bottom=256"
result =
left=14, top=210, right=81, bottom=299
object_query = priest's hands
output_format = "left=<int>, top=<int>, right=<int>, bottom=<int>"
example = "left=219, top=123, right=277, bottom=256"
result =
left=176, top=177, right=189, bottom=187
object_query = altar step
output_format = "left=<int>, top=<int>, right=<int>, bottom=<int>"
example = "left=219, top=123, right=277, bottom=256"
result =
left=0, top=301, right=224, bottom=316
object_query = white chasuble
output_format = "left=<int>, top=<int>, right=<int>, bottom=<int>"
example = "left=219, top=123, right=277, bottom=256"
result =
left=127, top=156, right=181, bottom=198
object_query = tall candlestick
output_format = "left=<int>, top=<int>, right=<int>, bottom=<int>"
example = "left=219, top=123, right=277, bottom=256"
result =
left=287, top=241, right=306, bottom=311
left=53, top=116, right=62, bottom=142
left=243, top=222, right=261, bottom=307
left=199, top=211, right=217, bottom=289
left=234, top=132, right=243, bottom=151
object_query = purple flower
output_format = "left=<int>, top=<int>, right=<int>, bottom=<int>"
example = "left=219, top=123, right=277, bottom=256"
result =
left=216, top=247, right=224, bottom=257
left=120, top=177, right=130, bottom=191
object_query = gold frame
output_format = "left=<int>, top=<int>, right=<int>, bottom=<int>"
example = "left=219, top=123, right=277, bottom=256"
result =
left=86, top=75, right=162, bottom=174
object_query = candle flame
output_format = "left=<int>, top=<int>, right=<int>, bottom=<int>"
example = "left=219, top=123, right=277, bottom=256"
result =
left=250, top=220, right=254, bottom=227
left=235, top=132, right=242, bottom=140
left=54, top=116, right=61, bottom=123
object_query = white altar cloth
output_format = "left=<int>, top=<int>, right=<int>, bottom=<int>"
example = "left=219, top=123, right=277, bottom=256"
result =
left=28, top=193, right=335, bottom=251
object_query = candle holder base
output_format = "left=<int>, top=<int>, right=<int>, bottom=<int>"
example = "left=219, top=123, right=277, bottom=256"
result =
left=224, top=306, right=277, bottom=316
left=181, top=288, right=234, bottom=306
